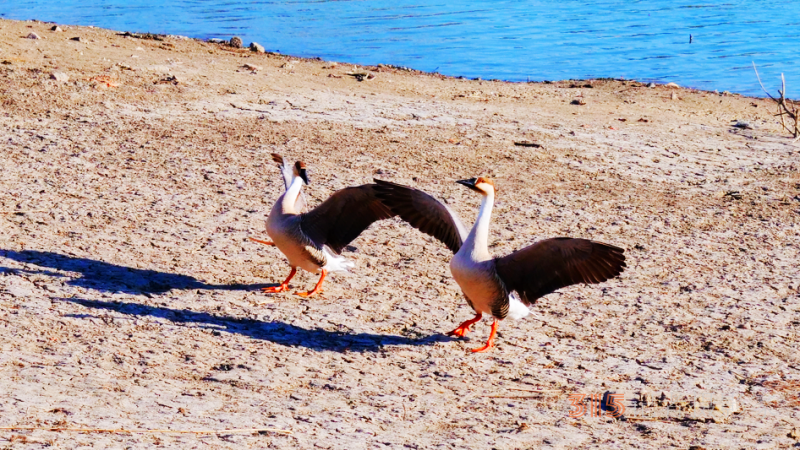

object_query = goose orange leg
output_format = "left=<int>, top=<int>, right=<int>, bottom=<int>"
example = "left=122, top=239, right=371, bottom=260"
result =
left=295, top=269, right=326, bottom=297
left=448, top=313, right=483, bottom=337
left=262, top=267, right=296, bottom=293
left=470, top=319, right=499, bottom=353
left=249, top=237, right=276, bottom=246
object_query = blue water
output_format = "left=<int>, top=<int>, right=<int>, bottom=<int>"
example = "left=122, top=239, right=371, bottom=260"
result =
left=2, top=1, right=798, bottom=96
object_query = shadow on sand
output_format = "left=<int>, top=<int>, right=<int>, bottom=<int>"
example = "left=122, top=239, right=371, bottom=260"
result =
left=0, top=249, right=452, bottom=352
left=58, top=297, right=453, bottom=352
left=0, top=249, right=271, bottom=294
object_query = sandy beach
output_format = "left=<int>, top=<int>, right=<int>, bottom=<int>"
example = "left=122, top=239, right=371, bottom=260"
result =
left=1, top=18, right=799, bottom=449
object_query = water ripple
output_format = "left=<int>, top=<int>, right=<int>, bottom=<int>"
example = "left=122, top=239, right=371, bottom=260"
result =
left=1, top=0, right=798, bottom=96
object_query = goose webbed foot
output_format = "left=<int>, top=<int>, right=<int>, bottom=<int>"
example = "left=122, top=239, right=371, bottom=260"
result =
left=447, top=313, right=483, bottom=337
left=262, top=267, right=297, bottom=294
left=249, top=237, right=276, bottom=246
left=294, top=269, right=327, bottom=298
left=470, top=319, right=499, bottom=353
left=262, top=284, right=289, bottom=293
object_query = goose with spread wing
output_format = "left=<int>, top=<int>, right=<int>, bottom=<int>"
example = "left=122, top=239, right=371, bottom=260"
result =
left=250, top=154, right=394, bottom=297
left=374, top=177, right=626, bottom=352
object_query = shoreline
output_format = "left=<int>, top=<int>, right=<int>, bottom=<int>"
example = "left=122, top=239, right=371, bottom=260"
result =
left=1, top=18, right=799, bottom=449
left=4, top=17, right=771, bottom=99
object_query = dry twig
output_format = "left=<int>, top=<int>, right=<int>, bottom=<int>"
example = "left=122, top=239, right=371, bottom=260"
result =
left=753, top=63, right=799, bottom=139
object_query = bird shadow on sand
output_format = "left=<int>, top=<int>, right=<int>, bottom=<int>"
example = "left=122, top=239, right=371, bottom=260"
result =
left=0, top=249, right=454, bottom=352
left=0, top=249, right=273, bottom=295
left=57, top=297, right=455, bottom=352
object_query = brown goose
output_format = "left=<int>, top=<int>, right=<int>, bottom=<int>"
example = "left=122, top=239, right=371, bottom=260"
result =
left=250, top=154, right=393, bottom=297
left=374, top=177, right=626, bottom=352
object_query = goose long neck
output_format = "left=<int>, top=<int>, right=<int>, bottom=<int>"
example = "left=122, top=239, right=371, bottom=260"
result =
left=281, top=175, right=304, bottom=214
left=463, top=192, right=494, bottom=261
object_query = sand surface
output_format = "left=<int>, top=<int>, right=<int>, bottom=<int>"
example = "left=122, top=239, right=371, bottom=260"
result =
left=1, top=19, right=799, bottom=449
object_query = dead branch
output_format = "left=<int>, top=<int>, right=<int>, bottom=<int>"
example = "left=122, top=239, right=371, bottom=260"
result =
left=753, top=62, right=799, bottom=138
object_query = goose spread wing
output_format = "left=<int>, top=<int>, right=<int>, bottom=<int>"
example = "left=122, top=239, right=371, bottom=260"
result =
left=271, top=153, right=307, bottom=212
left=373, top=179, right=468, bottom=254
left=494, top=238, right=626, bottom=305
left=300, top=184, right=394, bottom=254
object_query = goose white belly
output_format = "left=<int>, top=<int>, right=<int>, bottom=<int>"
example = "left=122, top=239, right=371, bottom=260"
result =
left=449, top=253, right=502, bottom=316
left=266, top=212, right=321, bottom=273
left=450, top=251, right=530, bottom=320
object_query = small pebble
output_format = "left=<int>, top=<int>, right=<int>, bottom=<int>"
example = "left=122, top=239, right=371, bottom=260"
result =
left=7, top=284, right=33, bottom=298
left=230, top=36, right=243, bottom=48
left=242, top=63, right=262, bottom=72
left=26, top=32, right=41, bottom=40
left=50, top=72, right=69, bottom=82
left=50, top=25, right=63, bottom=32
left=250, top=42, right=265, bottom=53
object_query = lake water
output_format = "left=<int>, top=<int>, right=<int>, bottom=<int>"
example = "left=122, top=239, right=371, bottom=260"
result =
left=2, top=0, right=798, bottom=96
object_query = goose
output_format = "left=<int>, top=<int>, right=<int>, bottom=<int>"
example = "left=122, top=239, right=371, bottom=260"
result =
left=373, top=177, right=626, bottom=352
left=250, top=154, right=393, bottom=297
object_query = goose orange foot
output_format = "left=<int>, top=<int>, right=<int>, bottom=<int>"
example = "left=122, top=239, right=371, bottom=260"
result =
left=262, top=268, right=297, bottom=294
left=294, top=288, right=324, bottom=298
left=447, top=313, right=483, bottom=337
left=249, top=237, right=276, bottom=246
left=262, top=284, right=289, bottom=293
left=470, top=319, right=499, bottom=353
left=294, top=269, right=327, bottom=298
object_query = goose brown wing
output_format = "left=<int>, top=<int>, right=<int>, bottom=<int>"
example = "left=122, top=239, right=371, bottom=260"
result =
left=494, top=238, right=626, bottom=305
left=373, top=179, right=468, bottom=254
left=271, top=153, right=307, bottom=211
left=300, top=184, right=394, bottom=254
left=271, top=153, right=293, bottom=190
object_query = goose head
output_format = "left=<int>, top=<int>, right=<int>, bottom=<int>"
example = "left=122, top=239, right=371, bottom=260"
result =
left=294, top=161, right=309, bottom=185
left=456, top=177, right=495, bottom=196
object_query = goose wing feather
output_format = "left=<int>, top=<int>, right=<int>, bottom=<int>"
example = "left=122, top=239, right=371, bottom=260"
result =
left=494, top=238, right=626, bottom=305
left=271, top=153, right=307, bottom=212
left=373, top=179, right=468, bottom=254
left=300, top=184, right=394, bottom=254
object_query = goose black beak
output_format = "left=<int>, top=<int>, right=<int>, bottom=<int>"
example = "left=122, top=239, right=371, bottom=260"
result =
left=456, top=178, right=480, bottom=191
left=299, top=169, right=309, bottom=185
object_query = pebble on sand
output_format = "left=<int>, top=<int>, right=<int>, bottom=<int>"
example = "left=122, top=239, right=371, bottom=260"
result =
left=230, top=36, right=243, bottom=48
left=50, top=25, right=63, bottom=32
left=242, top=63, right=263, bottom=72
left=250, top=42, right=265, bottom=53
left=50, top=72, right=69, bottom=82
left=6, top=283, right=33, bottom=298
left=26, top=32, right=41, bottom=39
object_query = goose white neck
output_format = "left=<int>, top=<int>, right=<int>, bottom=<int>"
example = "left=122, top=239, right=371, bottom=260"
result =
left=463, top=192, right=494, bottom=261
left=281, top=175, right=304, bottom=214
